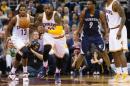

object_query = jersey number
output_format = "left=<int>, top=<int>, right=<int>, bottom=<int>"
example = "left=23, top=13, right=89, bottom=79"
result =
left=89, top=22, right=93, bottom=28
left=17, top=26, right=27, bottom=35
left=21, top=29, right=27, bottom=35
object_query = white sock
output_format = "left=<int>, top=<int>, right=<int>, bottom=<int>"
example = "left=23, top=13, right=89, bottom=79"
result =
left=55, top=67, right=61, bottom=73
left=122, top=67, right=128, bottom=74
left=43, top=60, right=48, bottom=68
left=23, top=66, right=27, bottom=73
left=11, top=67, right=16, bottom=74
left=116, top=67, right=122, bottom=74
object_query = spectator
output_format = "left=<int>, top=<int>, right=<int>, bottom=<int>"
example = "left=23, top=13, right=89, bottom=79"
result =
left=5, top=37, right=17, bottom=73
left=70, top=13, right=79, bottom=26
left=71, top=24, right=77, bottom=33
left=0, top=1, right=10, bottom=16
left=71, top=31, right=86, bottom=77
left=57, top=6, right=63, bottom=17
left=63, top=7, right=70, bottom=24
left=15, top=0, right=25, bottom=13
left=27, top=0, right=36, bottom=16
left=27, top=31, right=43, bottom=77
left=73, top=5, right=80, bottom=16
left=90, top=51, right=103, bottom=75
left=29, top=31, right=56, bottom=78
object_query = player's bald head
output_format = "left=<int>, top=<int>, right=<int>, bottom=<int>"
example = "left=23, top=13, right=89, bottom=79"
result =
left=44, top=3, right=54, bottom=15
left=44, top=3, right=54, bottom=10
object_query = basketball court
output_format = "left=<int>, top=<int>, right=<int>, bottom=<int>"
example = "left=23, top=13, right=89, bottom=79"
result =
left=1, top=75, right=130, bottom=86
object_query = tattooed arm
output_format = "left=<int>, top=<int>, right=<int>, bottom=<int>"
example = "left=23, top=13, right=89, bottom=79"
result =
left=54, top=12, right=62, bottom=26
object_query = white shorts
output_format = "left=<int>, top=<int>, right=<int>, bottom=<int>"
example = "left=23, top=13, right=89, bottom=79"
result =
left=11, top=36, right=29, bottom=50
left=42, top=33, right=68, bottom=58
left=109, top=26, right=128, bottom=52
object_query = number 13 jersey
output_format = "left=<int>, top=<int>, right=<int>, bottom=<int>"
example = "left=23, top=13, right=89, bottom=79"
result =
left=12, top=14, right=30, bottom=40
left=83, top=9, right=101, bottom=37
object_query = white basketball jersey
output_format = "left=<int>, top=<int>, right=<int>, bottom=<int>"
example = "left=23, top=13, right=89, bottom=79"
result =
left=105, top=0, right=121, bottom=28
left=42, top=11, right=56, bottom=36
left=12, top=14, right=30, bottom=40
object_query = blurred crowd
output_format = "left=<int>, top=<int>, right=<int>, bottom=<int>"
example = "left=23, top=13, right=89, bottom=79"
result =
left=0, top=0, right=130, bottom=77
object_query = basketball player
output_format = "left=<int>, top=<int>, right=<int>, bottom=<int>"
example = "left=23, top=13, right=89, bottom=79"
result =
left=75, top=0, right=111, bottom=76
left=35, top=4, right=68, bottom=84
left=5, top=4, right=33, bottom=81
left=105, top=0, right=129, bottom=82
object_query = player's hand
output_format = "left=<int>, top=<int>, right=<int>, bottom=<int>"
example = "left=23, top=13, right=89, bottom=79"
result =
left=104, top=33, right=109, bottom=43
left=116, top=30, right=121, bottom=40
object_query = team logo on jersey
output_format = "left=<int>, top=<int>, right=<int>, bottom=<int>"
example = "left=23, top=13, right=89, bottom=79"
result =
left=43, top=23, right=56, bottom=27
left=43, top=23, right=56, bottom=30
left=105, top=10, right=113, bottom=15
left=85, top=18, right=98, bottom=22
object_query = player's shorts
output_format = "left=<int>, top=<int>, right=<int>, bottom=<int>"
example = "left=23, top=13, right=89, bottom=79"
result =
left=42, top=33, right=68, bottom=58
left=11, top=36, right=29, bottom=50
left=109, top=26, right=128, bottom=52
left=81, top=35, right=105, bottom=54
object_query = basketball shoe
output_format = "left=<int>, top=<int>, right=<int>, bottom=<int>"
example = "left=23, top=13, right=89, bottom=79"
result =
left=108, top=73, right=121, bottom=83
left=119, top=73, right=130, bottom=83
left=54, top=73, right=61, bottom=84
left=37, top=67, right=48, bottom=79
left=8, top=73, right=19, bottom=81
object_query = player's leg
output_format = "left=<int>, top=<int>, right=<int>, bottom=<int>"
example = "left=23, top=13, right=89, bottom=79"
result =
left=54, top=37, right=68, bottom=84
left=17, top=46, right=30, bottom=81
left=8, top=52, right=22, bottom=80
left=108, top=28, right=124, bottom=82
left=54, top=56, right=63, bottom=84
left=41, top=44, right=52, bottom=78
left=9, top=37, right=29, bottom=80
left=119, top=52, right=129, bottom=82
left=38, top=33, right=53, bottom=78
left=120, top=26, right=129, bottom=81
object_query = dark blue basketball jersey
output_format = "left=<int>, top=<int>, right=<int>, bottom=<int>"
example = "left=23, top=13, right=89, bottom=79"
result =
left=83, top=9, right=100, bottom=36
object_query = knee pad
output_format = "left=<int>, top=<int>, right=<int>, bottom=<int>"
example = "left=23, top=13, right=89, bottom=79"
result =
left=43, top=45, right=52, bottom=61
left=20, top=46, right=30, bottom=59
left=16, top=53, right=22, bottom=61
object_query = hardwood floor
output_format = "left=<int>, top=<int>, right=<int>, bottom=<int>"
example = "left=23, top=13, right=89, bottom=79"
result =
left=1, top=75, right=130, bottom=86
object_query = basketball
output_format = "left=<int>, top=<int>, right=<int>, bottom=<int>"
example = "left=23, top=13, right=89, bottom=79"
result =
left=19, top=17, right=30, bottom=29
